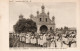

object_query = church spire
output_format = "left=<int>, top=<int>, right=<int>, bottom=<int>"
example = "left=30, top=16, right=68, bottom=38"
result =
left=47, top=11, right=49, bottom=17
left=41, top=4, right=45, bottom=13
left=19, top=14, right=23, bottom=20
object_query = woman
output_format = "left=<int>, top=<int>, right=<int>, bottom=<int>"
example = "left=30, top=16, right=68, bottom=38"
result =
left=33, top=36, right=37, bottom=45
left=38, top=35, right=40, bottom=46
left=31, top=35, right=34, bottom=44
left=50, top=38, right=56, bottom=48
left=26, top=34, right=30, bottom=43
left=43, top=34, right=47, bottom=47
left=39, top=34, right=43, bottom=47
left=43, top=34, right=47, bottom=43
left=56, top=38, right=62, bottom=48
left=46, top=34, right=51, bottom=47
left=62, top=36, right=69, bottom=48
left=68, top=36, right=76, bottom=47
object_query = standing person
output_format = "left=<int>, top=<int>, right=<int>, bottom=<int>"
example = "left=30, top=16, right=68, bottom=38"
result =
left=38, top=34, right=40, bottom=46
left=39, top=34, right=43, bottom=47
left=31, top=35, right=34, bottom=44
left=43, top=34, right=47, bottom=43
left=71, top=39, right=76, bottom=47
left=33, top=36, right=37, bottom=45
left=54, top=35, right=58, bottom=48
left=43, top=34, right=47, bottom=47
left=67, top=36, right=76, bottom=47
left=50, top=37, right=56, bottom=48
left=19, top=33, right=22, bottom=42
left=71, top=36, right=76, bottom=47
left=26, top=33, right=31, bottom=43
left=62, top=36, right=69, bottom=48
left=26, top=34, right=30, bottom=43
left=56, top=35, right=62, bottom=48
left=46, top=34, right=51, bottom=47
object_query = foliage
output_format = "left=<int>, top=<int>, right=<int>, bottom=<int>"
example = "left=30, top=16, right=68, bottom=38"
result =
left=13, top=18, right=37, bottom=33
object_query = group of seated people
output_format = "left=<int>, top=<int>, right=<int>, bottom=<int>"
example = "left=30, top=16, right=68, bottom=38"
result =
left=20, top=33, right=76, bottom=48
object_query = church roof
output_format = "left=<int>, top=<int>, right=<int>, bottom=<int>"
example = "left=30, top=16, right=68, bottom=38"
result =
left=39, top=12, right=48, bottom=17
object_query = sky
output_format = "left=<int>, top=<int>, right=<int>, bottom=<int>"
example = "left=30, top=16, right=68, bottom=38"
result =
left=9, top=1, right=76, bottom=31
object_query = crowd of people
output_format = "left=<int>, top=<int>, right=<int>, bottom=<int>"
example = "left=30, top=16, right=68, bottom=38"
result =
left=19, top=32, right=76, bottom=48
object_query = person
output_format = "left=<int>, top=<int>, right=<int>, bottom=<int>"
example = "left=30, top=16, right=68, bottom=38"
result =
left=67, top=36, right=76, bottom=47
left=62, top=36, right=69, bottom=48
left=43, top=34, right=47, bottom=43
left=56, top=36, right=62, bottom=48
left=38, top=35, right=40, bottom=46
left=39, top=34, right=43, bottom=47
left=31, top=35, right=34, bottom=44
left=46, top=34, right=51, bottom=47
left=38, top=34, right=41, bottom=46
left=25, top=34, right=31, bottom=43
left=32, top=36, right=37, bottom=45
left=71, top=37, right=76, bottom=47
left=19, top=34, right=22, bottom=41
left=71, top=41, right=76, bottom=47
left=50, top=37, right=56, bottom=48
left=43, top=34, right=47, bottom=47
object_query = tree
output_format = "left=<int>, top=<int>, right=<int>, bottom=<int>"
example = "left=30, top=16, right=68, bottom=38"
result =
left=63, top=26, right=68, bottom=33
left=13, top=18, right=37, bottom=34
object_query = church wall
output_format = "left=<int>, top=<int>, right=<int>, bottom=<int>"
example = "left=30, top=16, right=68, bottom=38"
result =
left=36, top=24, right=55, bottom=33
left=30, top=5, right=56, bottom=34
left=37, top=25, right=41, bottom=33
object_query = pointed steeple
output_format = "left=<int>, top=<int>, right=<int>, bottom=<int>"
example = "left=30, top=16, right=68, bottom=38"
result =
left=19, top=14, right=23, bottom=19
left=37, top=11, right=39, bottom=15
left=41, top=4, right=45, bottom=13
left=30, top=14, right=34, bottom=18
left=47, top=11, right=49, bottom=16
left=52, top=16, right=55, bottom=21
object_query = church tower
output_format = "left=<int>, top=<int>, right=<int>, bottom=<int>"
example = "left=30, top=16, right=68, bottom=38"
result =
left=30, top=5, right=55, bottom=34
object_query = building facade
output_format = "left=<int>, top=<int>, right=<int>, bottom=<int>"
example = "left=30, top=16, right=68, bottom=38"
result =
left=30, top=5, right=55, bottom=34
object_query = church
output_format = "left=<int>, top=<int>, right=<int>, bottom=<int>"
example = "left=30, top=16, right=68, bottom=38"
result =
left=30, top=5, right=56, bottom=34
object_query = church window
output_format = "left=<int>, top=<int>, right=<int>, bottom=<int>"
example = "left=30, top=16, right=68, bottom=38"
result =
left=50, top=27, right=52, bottom=30
left=46, top=18, right=47, bottom=22
left=40, top=18, right=42, bottom=22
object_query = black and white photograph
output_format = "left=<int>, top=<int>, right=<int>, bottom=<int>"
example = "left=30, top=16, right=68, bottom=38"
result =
left=9, top=0, right=77, bottom=48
